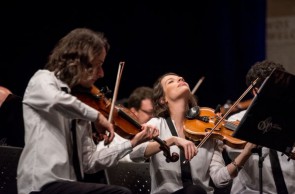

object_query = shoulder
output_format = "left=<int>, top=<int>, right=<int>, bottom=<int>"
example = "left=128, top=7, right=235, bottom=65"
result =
left=28, top=70, right=66, bottom=88
left=147, top=117, right=171, bottom=137
left=147, top=117, right=166, bottom=126
left=0, top=86, right=12, bottom=94
left=32, top=69, right=54, bottom=80
left=0, top=86, right=12, bottom=107
left=27, top=70, right=54, bottom=85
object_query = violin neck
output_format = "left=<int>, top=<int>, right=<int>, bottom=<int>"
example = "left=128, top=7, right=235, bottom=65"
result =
left=117, top=109, right=141, bottom=129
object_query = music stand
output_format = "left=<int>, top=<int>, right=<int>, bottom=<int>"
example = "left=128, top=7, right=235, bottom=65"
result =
left=233, top=68, right=295, bottom=155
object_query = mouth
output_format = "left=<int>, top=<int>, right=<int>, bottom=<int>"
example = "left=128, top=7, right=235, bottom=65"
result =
left=178, top=82, right=188, bottom=87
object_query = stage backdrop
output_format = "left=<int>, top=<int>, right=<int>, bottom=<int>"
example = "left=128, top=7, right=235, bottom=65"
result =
left=0, top=1, right=266, bottom=108
left=267, top=0, right=295, bottom=75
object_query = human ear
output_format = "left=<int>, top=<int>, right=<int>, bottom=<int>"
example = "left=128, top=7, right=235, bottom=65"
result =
left=252, top=87, right=259, bottom=96
left=160, top=97, right=166, bottom=105
left=130, top=107, right=137, bottom=114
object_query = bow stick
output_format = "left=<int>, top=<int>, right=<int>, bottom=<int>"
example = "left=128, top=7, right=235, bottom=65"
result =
left=108, top=61, right=125, bottom=122
left=191, top=76, right=205, bottom=95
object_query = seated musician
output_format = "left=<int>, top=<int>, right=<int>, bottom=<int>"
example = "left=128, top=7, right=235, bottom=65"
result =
left=225, top=60, right=295, bottom=194
left=0, top=86, right=24, bottom=147
left=130, top=72, right=256, bottom=194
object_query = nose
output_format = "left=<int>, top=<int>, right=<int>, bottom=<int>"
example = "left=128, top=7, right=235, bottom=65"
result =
left=178, top=77, right=184, bottom=82
left=95, top=66, right=104, bottom=78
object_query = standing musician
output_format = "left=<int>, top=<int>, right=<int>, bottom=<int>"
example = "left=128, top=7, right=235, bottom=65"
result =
left=17, top=28, right=159, bottom=194
left=226, top=60, right=295, bottom=194
left=129, top=72, right=257, bottom=194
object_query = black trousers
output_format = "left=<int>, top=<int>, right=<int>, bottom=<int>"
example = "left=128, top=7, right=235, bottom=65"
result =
left=29, top=180, right=132, bottom=194
left=171, top=184, right=207, bottom=194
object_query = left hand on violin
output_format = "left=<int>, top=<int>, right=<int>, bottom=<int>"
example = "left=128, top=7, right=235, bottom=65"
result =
left=130, top=124, right=159, bottom=147
left=173, top=136, right=198, bottom=161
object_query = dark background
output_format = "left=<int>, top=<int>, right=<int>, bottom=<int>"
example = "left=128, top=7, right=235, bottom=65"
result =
left=0, top=1, right=266, bottom=108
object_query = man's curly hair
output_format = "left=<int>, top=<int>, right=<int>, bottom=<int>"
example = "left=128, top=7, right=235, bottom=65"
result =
left=245, top=60, right=285, bottom=88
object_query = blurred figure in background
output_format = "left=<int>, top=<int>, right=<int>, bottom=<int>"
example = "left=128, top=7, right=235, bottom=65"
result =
left=0, top=86, right=24, bottom=147
left=127, top=86, right=154, bottom=124
left=0, top=86, right=11, bottom=107
left=226, top=60, right=295, bottom=194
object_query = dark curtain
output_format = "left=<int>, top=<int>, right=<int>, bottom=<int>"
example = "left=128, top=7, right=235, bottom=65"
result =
left=0, top=0, right=266, bottom=108
left=197, top=0, right=266, bottom=106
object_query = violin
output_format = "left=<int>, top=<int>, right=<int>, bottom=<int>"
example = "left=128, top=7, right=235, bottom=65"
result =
left=183, top=106, right=295, bottom=160
left=72, top=85, right=179, bottom=163
left=182, top=78, right=260, bottom=150
left=183, top=107, right=247, bottom=149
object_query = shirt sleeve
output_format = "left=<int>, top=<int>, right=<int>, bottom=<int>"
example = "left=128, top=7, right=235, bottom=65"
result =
left=23, top=70, right=98, bottom=122
left=129, top=142, right=149, bottom=162
left=81, top=124, right=133, bottom=173
left=129, top=119, right=159, bottom=162
left=209, top=140, right=232, bottom=187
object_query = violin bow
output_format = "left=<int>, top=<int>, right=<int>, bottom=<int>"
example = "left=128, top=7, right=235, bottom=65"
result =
left=108, top=61, right=125, bottom=122
left=191, top=76, right=205, bottom=95
left=196, top=77, right=259, bottom=149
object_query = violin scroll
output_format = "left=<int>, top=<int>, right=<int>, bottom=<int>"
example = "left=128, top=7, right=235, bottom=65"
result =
left=153, top=137, right=179, bottom=162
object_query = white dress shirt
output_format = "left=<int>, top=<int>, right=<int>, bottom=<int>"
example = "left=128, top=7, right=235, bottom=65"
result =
left=17, top=70, right=133, bottom=194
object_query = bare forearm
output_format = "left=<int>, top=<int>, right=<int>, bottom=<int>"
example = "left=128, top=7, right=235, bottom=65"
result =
left=227, top=143, right=254, bottom=177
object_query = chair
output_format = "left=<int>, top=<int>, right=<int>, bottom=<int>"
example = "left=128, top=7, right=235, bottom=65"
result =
left=0, top=146, right=23, bottom=194
left=105, top=161, right=151, bottom=194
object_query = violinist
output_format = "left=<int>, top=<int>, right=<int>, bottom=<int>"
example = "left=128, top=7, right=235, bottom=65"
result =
left=129, top=72, right=256, bottom=194
left=17, top=28, right=159, bottom=194
left=225, top=60, right=295, bottom=194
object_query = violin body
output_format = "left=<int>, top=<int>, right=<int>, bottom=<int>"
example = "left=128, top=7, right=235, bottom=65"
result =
left=183, top=107, right=247, bottom=149
left=72, top=85, right=142, bottom=140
